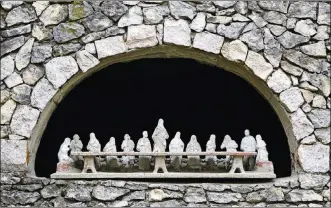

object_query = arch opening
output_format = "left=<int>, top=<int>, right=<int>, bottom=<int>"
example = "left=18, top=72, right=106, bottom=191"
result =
left=35, top=58, right=291, bottom=178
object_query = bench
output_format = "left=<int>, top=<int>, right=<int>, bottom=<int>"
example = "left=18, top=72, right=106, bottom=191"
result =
left=71, top=151, right=257, bottom=174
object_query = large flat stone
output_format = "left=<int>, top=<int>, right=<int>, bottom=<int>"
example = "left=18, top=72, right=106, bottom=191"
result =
left=15, top=38, right=34, bottom=71
left=307, top=109, right=330, bottom=128
left=1, top=99, right=17, bottom=124
left=0, top=55, right=15, bottom=80
left=1, top=139, right=27, bottom=171
left=193, top=32, right=224, bottom=54
left=298, top=143, right=330, bottom=173
left=40, top=4, right=68, bottom=26
left=221, top=40, right=248, bottom=63
left=290, top=109, right=314, bottom=140
left=163, top=19, right=191, bottom=47
left=0, top=36, right=25, bottom=57
left=299, top=173, right=330, bottom=190
left=10, top=105, right=40, bottom=138
left=31, top=78, right=58, bottom=110
left=245, top=50, right=273, bottom=81
left=76, top=50, right=100, bottom=72
left=279, top=87, right=304, bottom=112
left=126, top=25, right=158, bottom=49
left=95, top=36, right=127, bottom=59
left=5, top=5, right=37, bottom=27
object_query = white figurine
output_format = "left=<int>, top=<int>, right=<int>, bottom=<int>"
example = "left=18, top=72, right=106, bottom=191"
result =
left=240, top=129, right=257, bottom=170
left=136, top=131, right=152, bottom=170
left=152, top=119, right=169, bottom=173
left=186, top=135, right=202, bottom=169
left=220, top=135, right=238, bottom=169
left=169, top=132, right=185, bottom=170
left=58, top=137, right=73, bottom=162
left=121, top=134, right=135, bottom=168
left=206, top=134, right=217, bottom=164
left=256, top=135, right=269, bottom=162
left=103, top=137, right=118, bottom=168
left=70, top=134, right=83, bottom=162
left=87, top=132, right=101, bottom=152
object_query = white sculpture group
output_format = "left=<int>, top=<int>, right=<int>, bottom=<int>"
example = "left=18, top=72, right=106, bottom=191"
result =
left=57, top=119, right=270, bottom=172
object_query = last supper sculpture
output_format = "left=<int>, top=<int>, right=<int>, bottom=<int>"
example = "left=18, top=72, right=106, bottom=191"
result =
left=52, top=119, right=276, bottom=179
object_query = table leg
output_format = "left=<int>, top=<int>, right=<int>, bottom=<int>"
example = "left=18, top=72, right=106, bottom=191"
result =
left=229, top=156, right=245, bottom=174
left=153, top=156, right=168, bottom=173
left=82, top=156, right=97, bottom=173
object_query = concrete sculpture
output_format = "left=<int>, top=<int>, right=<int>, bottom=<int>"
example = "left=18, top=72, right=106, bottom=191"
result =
left=121, top=134, right=135, bottom=168
left=186, top=135, right=202, bottom=170
left=169, top=132, right=185, bottom=170
left=136, top=131, right=152, bottom=170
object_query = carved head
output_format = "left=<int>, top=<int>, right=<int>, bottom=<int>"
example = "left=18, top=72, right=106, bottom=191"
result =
left=143, top=131, right=148, bottom=138
left=244, top=129, right=250, bottom=136
left=210, top=134, right=216, bottom=141
left=190, top=135, right=197, bottom=142
left=90, top=132, right=96, bottom=140
left=175, top=131, right=181, bottom=138
left=158, top=118, right=164, bottom=126
left=221, top=135, right=231, bottom=149
left=73, top=134, right=80, bottom=140
left=110, top=137, right=116, bottom=145
left=124, top=134, right=130, bottom=140
left=256, top=134, right=262, bottom=141
left=64, top=137, right=71, bottom=146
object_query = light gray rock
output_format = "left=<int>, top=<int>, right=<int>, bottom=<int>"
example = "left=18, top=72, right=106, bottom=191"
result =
left=126, top=24, right=158, bottom=49
left=82, top=12, right=113, bottom=32
left=221, top=40, right=247, bottom=63
left=85, top=43, right=96, bottom=55
left=1, top=1, right=23, bottom=10
left=289, top=2, right=317, bottom=19
left=197, top=1, right=215, bottom=13
left=234, top=1, right=248, bottom=14
left=301, top=134, right=316, bottom=144
left=15, top=38, right=34, bottom=71
left=248, top=12, right=267, bottom=28
left=284, top=50, right=324, bottom=73
left=53, top=43, right=82, bottom=57
left=301, top=89, right=314, bottom=103
left=0, top=55, right=15, bottom=80
left=41, top=184, right=62, bottom=199
left=1, top=190, right=40, bottom=205
left=31, top=78, right=57, bottom=110
left=32, top=23, right=52, bottom=41
left=322, top=190, right=330, bottom=201
left=76, top=50, right=100, bottom=72
left=280, top=61, right=303, bottom=77
left=1, top=89, right=10, bottom=104
left=31, top=45, right=52, bottom=63
left=11, top=84, right=31, bottom=104
left=68, top=3, right=93, bottom=21
left=10, top=105, right=40, bottom=137
left=267, top=24, right=286, bottom=36
left=286, top=190, right=323, bottom=202
left=299, top=173, right=330, bottom=190
left=242, top=22, right=257, bottom=33
left=92, top=185, right=130, bottom=201
left=95, top=36, right=127, bottom=59
left=65, top=185, right=92, bottom=202
left=246, top=191, right=266, bottom=203
left=5, top=5, right=37, bottom=27
left=217, top=22, right=247, bottom=39
left=190, top=13, right=206, bottom=32
left=104, top=26, right=125, bottom=37
left=312, top=95, right=326, bottom=109
left=290, top=109, right=315, bottom=140
left=123, top=1, right=139, bottom=6
left=310, top=74, right=330, bottom=97
left=298, top=143, right=330, bottom=173
left=302, top=103, right=312, bottom=113
left=207, top=192, right=242, bottom=204
left=143, top=5, right=169, bottom=24
left=263, top=11, right=287, bottom=25
left=100, top=1, right=128, bottom=21
left=277, top=31, right=309, bottom=49
left=280, top=87, right=304, bottom=112
left=0, top=24, right=31, bottom=37
left=231, top=184, right=254, bottom=193
left=314, top=127, right=330, bottom=144
left=22, top=64, right=44, bottom=85
left=32, top=1, right=49, bottom=16
left=295, top=19, right=317, bottom=37
left=258, top=1, right=289, bottom=13
left=213, top=1, right=236, bottom=9
left=53, top=22, right=85, bottom=43
left=232, top=13, right=250, bottom=22
left=307, top=109, right=330, bottom=128
left=1, top=139, right=27, bottom=171
left=0, top=36, right=25, bottom=57
left=193, top=32, right=224, bottom=54
left=4, top=72, right=23, bottom=88
left=150, top=199, right=185, bottom=207
left=202, top=184, right=230, bottom=192
left=163, top=19, right=191, bottom=47
left=267, top=69, right=291, bottom=93
left=118, top=6, right=143, bottom=27
left=40, top=4, right=68, bottom=26
left=301, top=41, right=327, bottom=57
left=240, top=29, right=264, bottom=51
left=216, top=7, right=236, bottom=16
left=245, top=50, right=273, bottom=81
left=205, top=23, right=216, bottom=33
left=1, top=99, right=17, bottom=124
left=169, top=1, right=196, bottom=20
left=318, top=2, right=330, bottom=25
left=263, top=28, right=282, bottom=67
left=45, top=56, right=79, bottom=88
left=300, top=82, right=319, bottom=92
left=184, top=188, right=206, bottom=203
left=206, top=14, right=232, bottom=24
left=266, top=187, right=284, bottom=202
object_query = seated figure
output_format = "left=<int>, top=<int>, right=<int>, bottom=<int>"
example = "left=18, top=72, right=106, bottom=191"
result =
left=186, top=135, right=202, bottom=170
left=136, top=131, right=152, bottom=171
left=240, top=129, right=257, bottom=171
left=103, top=137, right=119, bottom=171
left=70, top=134, right=83, bottom=169
left=220, top=135, right=238, bottom=171
left=121, top=134, right=135, bottom=168
left=169, top=132, right=185, bottom=171
left=206, top=134, right=217, bottom=169
left=87, top=132, right=102, bottom=169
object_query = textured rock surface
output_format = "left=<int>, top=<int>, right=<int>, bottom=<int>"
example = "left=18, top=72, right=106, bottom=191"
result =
left=164, top=19, right=191, bottom=46
left=1, top=36, right=25, bottom=57
left=193, top=32, right=224, bottom=54
left=126, top=25, right=158, bottom=49
left=31, top=78, right=57, bottom=110
left=280, top=87, right=304, bottom=112
left=298, top=143, right=330, bottom=173
left=221, top=40, right=248, bottom=62
left=15, top=38, right=34, bottom=71
left=76, top=50, right=100, bottom=72
left=95, top=36, right=127, bottom=59
left=53, top=23, right=85, bottom=43
left=267, top=69, right=291, bottom=93
left=10, top=105, right=40, bottom=137
left=1, top=139, right=27, bottom=171
left=40, top=4, right=68, bottom=26
left=5, top=5, right=37, bottom=27
left=290, top=109, right=314, bottom=140
left=245, top=50, right=273, bottom=80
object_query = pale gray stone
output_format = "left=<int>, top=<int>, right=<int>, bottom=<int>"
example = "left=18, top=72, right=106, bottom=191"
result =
left=217, top=22, right=246, bottom=39
left=277, top=31, right=309, bottom=49
left=232, top=13, right=250, bottom=22
left=298, top=143, right=330, bottom=173
left=104, top=26, right=125, bottom=37
left=10, top=105, right=40, bottom=137
left=206, top=14, right=232, bottom=24
left=0, top=55, right=15, bottom=80
left=76, top=50, right=99, bottom=73
left=245, top=50, right=273, bottom=81
left=85, top=43, right=96, bottom=55
left=156, top=24, right=163, bottom=45
left=289, top=2, right=317, bottom=19
left=202, top=184, right=230, bottom=192
left=53, top=22, right=85, bottom=43
left=258, top=1, right=289, bottom=13
left=287, top=17, right=297, bottom=29
left=234, top=1, right=248, bottom=14
left=213, top=1, right=236, bottom=9
left=1, top=190, right=40, bottom=205
left=231, top=184, right=254, bottom=193
left=92, top=185, right=130, bottom=201
left=295, top=19, right=317, bottom=37
left=41, top=184, right=62, bottom=199
left=322, top=190, right=330, bottom=201
left=15, top=38, right=34, bottom=71
left=4, top=72, right=23, bottom=88
left=126, top=24, right=158, bottom=49
left=266, top=187, right=284, bottom=202
left=22, top=64, right=44, bottom=85
left=169, top=1, right=196, bottom=20
left=82, top=12, right=113, bottom=32
left=263, top=11, right=287, bottom=25
left=150, top=200, right=185, bottom=207
left=149, top=189, right=173, bottom=201
left=311, top=74, right=330, bottom=97
left=31, top=78, right=57, bottom=110
left=205, top=23, right=216, bottom=33
left=65, top=185, right=92, bottom=202
left=68, top=3, right=93, bottom=21
left=123, top=1, right=140, bottom=6
left=318, top=2, right=330, bottom=25
left=302, top=103, right=312, bottom=113
left=31, top=45, right=52, bottom=63
left=280, top=87, right=304, bottom=112
left=1, top=1, right=23, bottom=10
left=53, top=43, right=82, bottom=57
left=248, top=12, right=267, bottom=28
left=216, top=7, right=236, bottom=16
left=301, top=41, right=327, bottom=57
left=100, top=1, right=128, bottom=21
left=267, top=24, right=286, bottom=36
left=11, top=84, right=31, bottom=104
left=118, top=6, right=143, bottom=27
left=5, top=5, right=37, bottom=27
left=193, top=32, right=224, bottom=54
left=286, top=190, right=323, bottom=202
left=242, top=22, right=258, bottom=33
left=221, top=40, right=248, bottom=63
left=95, top=36, right=127, bottom=59
left=207, top=192, right=242, bottom=204
left=284, top=50, right=324, bottom=73
left=1, top=139, right=27, bottom=171
left=0, top=36, right=25, bottom=57
left=190, top=13, right=206, bottom=32
left=8, top=134, right=24, bottom=140
left=267, top=69, right=291, bottom=93
left=312, top=95, right=326, bottom=109
left=32, top=23, right=52, bottom=41
left=263, top=28, right=282, bottom=67
left=184, top=188, right=206, bottom=203
left=40, top=4, right=68, bottom=26
left=280, top=61, right=303, bottom=77
left=197, top=1, right=215, bottom=13
left=290, top=109, right=315, bottom=140
left=163, top=19, right=191, bottom=47
left=32, top=1, right=49, bottom=16
left=240, top=29, right=264, bottom=51
left=1, top=89, right=10, bottom=104
left=307, top=109, right=330, bottom=128
left=143, top=5, right=169, bottom=24
left=246, top=191, right=266, bottom=203
left=87, top=133, right=101, bottom=152
left=314, top=127, right=330, bottom=144
left=45, top=56, right=79, bottom=88
left=0, top=24, right=31, bottom=37
left=301, top=89, right=314, bottom=103
left=1, top=99, right=17, bottom=124
left=300, top=82, right=319, bottom=92
left=301, top=135, right=316, bottom=144
left=299, top=173, right=330, bottom=190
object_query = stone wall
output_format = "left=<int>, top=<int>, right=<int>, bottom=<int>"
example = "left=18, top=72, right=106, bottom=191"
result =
left=0, top=1, right=330, bottom=207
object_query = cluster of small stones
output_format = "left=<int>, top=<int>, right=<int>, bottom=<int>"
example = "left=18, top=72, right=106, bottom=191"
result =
left=1, top=172, right=330, bottom=207
left=0, top=1, right=330, bottom=206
